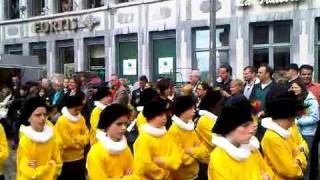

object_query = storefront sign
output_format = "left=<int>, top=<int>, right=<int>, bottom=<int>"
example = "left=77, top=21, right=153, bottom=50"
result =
left=34, top=18, right=78, bottom=33
left=239, top=0, right=303, bottom=7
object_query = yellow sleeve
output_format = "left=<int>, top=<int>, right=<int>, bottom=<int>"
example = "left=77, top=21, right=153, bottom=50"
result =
left=190, top=143, right=209, bottom=162
left=262, top=135, right=303, bottom=178
left=195, top=116, right=215, bottom=147
left=86, top=146, right=109, bottom=179
left=133, top=137, right=167, bottom=179
left=17, top=138, right=52, bottom=179
left=208, top=153, right=232, bottom=180
left=136, top=112, right=147, bottom=132
left=161, top=142, right=182, bottom=171
left=89, top=108, right=99, bottom=145
left=293, top=125, right=309, bottom=155
left=254, top=150, right=274, bottom=179
left=54, top=118, right=78, bottom=149
left=0, top=124, right=8, bottom=163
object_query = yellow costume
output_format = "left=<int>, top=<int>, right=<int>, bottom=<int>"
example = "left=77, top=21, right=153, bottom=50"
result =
left=89, top=101, right=106, bottom=145
left=0, top=124, right=8, bottom=177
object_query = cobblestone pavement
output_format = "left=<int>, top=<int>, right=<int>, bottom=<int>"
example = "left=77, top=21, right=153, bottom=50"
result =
left=4, top=143, right=16, bottom=180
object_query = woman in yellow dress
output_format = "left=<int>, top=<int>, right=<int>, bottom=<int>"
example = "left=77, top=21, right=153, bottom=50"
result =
left=17, top=97, right=62, bottom=180
left=0, top=122, right=8, bottom=180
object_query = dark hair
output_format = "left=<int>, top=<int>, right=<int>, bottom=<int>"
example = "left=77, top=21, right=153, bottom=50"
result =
left=219, top=64, right=233, bottom=76
left=259, top=64, right=274, bottom=77
left=157, top=78, right=171, bottom=96
left=244, top=66, right=257, bottom=74
left=172, top=96, right=195, bottom=117
left=98, top=104, right=130, bottom=129
left=199, top=90, right=223, bottom=111
left=299, top=64, right=314, bottom=73
left=199, top=82, right=212, bottom=92
left=139, top=75, right=148, bottom=82
left=291, top=78, right=308, bottom=101
left=143, top=100, right=167, bottom=121
left=94, top=86, right=112, bottom=101
left=288, top=63, right=299, bottom=72
left=65, top=95, right=84, bottom=108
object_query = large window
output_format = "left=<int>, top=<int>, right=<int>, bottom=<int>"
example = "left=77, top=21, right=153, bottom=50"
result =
left=29, top=0, right=45, bottom=16
left=30, top=42, right=47, bottom=78
left=85, top=37, right=105, bottom=80
left=57, top=40, right=74, bottom=77
left=5, top=44, right=22, bottom=55
left=251, top=21, right=292, bottom=71
left=193, top=26, right=230, bottom=81
left=317, top=21, right=320, bottom=81
left=117, top=0, right=136, bottom=3
left=6, top=0, right=20, bottom=19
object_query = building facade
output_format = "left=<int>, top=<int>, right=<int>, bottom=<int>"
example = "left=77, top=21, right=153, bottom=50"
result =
left=0, top=0, right=319, bottom=83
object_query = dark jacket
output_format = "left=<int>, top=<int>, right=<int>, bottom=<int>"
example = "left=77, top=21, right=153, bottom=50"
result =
left=131, top=88, right=144, bottom=109
left=250, top=81, right=276, bottom=112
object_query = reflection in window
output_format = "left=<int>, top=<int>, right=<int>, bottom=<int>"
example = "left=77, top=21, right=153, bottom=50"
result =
left=87, top=0, right=103, bottom=8
left=253, top=25, right=269, bottom=45
left=253, top=49, right=269, bottom=68
left=274, top=22, right=290, bottom=43
left=196, top=30, right=209, bottom=49
left=216, top=28, right=229, bottom=47
left=7, top=0, right=20, bottom=19
left=274, top=48, right=290, bottom=71
left=30, top=43, right=46, bottom=65
left=89, top=44, right=105, bottom=80
left=5, top=44, right=23, bottom=55
left=117, top=0, right=135, bottom=3
left=196, top=51, right=209, bottom=80
left=30, top=0, right=45, bottom=16
left=60, top=0, right=73, bottom=12
left=59, top=46, right=74, bottom=77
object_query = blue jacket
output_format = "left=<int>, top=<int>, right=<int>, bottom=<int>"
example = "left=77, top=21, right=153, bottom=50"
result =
left=297, top=92, right=319, bottom=136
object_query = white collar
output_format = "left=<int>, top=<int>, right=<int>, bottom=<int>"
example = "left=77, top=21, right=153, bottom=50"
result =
left=94, top=101, right=107, bottom=110
left=241, top=136, right=260, bottom=151
left=62, top=107, right=81, bottom=122
left=199, top=110, right=218, bottom=121
left=172, top=115, right=195, bottom=131
left=212, top=136, right=251, bottom=161
left=137, top=106, right=144, bottom=112
left=261, top=117, right=291, bottom=139
left=261, top=80, right=272, bottom=89
left=96, top=130, right=127, bottom=155
left=141, top=124, right=167, bottom=137
left=19, top=125, right=53, bottom=143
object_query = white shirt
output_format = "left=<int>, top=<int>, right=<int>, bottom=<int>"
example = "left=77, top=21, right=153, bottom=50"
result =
left=244, top=78, right=260, bottom=99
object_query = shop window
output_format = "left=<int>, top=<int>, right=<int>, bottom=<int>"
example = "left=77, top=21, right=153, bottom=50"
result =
left=57, top=40, right=74, bottom=77
left=193, top=26, right=230, bottom=81
left=30, top=42, right=47, bottom=78
left=87, top=0, right=104, bottom=8
left=5, top=44, right=22, bottom=55
left=251, top=21, right=291, bottom=70
left=88, top=44, right=105, bottom=80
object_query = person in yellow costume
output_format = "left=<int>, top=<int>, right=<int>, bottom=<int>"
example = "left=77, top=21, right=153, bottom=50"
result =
left=208, top=99, right=273, bottom=180
left=195, top=91, right=225, bottom=179
left=54, top=95, right=89, bottom=180
left=17, top=97, right=62, bottom=180
left=87, top=103, right=138, bottom=180
left=0, top=123, right=8, bottom=180
left=168, top=96, right=208, bottom=180
left=133, top=100, right=182, bottom=180
left=89, top=86, right=113, bottom=145
left=261, top=87, right=307, bottom=180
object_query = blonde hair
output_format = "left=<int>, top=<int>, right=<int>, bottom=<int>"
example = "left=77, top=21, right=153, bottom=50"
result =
left=181, top=84, right=193, bottom=96
left=231, top=79, right=244, bottom=90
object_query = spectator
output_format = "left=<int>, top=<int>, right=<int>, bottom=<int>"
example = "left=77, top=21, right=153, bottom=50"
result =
left=243, top=66, right=260, bottom=99
left=41, top=78, right=54, bottom=101
left=250, top=64, right=275, bottom=117
left=109, top=74, right=129, bottom=106
left=290, top=78, right=319, bottom=180
left=0, top=88, right=13, bottom=120
left=180, top=84, right=193, bottom=96
left=287, top=63, right=299, bottom=84
left=131, top=75, right=148, bottom=110
left=196, top=82, right=212, bottom=108
left=63, top=78, right=70, bottom=94
left=167, top=80, right=178, bottom=102
left=156, top=78, right=174, bottom=129
left=214, top=64, right=232, bottom=97
left=10, top=75, right=20, bottom=98
left=225, top=79, right=246, bottom=105
left=299, top=64, right=320, bottom=179
left=189, top=70, right=201, bottom=95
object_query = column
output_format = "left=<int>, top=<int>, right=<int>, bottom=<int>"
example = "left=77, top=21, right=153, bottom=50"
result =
left=47, top=41, right=57, bottom=78
left=47, top=0, right=56, bottom=14
left=22, top=43, right=30, bottom=56
left=0, top=0, right=5, bottom=21
left=19, top=0, right=28, bottom=18
left=74, top=38, right=85, bottom=72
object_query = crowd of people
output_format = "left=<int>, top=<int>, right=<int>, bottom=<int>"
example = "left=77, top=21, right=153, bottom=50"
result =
left=0, top=63, right=319, bottom=180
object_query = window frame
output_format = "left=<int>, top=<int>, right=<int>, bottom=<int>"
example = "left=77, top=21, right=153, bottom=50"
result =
left=250, top=21, right=293, bottom=69
left=29, top=0, right=45, bottom=17
left=315, top=20, right=320, bottom=81
left=5, top=44, right=23, bottom=55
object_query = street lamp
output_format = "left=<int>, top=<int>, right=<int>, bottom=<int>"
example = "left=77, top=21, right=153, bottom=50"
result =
left=209, top=0, right=216, bottom=85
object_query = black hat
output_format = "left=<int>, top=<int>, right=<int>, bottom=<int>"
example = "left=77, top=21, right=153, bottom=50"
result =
left=20, top=97, right=48, bottom=126
left=212, top=99, right=253, bottom=136
left=139, top=88, right=159, bottom=106
left=98, top=103, right=130, bottom=129
left=198, top=91, right=223, bottom=111
left=94, top=86, right=112, bottom=101
left=173, top=96, right=195, bottom=117
left=288, top=63, right=299, bottom=72
left=265, top=85, right=305, bottom=119
left=143, top=100, right=167, bottom=121
left=65, top=95, right=84, bottom=108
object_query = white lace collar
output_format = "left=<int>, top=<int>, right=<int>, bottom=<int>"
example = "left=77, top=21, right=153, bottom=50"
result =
left=62, top=107, right=81, bottom=122
left=212, top=136, right=251, bottom=161
left=96, top=130, right=127, bottom=155
left=241, top=136, right=260, bottom=151
left=136, top=106, right=144, bottom=112
left=94, top=101, right=107, bottom=110
left=172, top=115, right=194, bottom=131
left=141, top=124, right=167, bottom=137
left=199, top=110, right=218, bottom=121
left=20, top=125, right=53, bottom=143
left=261, top=117, right=291, bottom=139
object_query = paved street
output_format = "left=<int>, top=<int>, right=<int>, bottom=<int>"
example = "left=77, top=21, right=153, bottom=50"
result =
left=4, top=141, right=16, bottom=180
